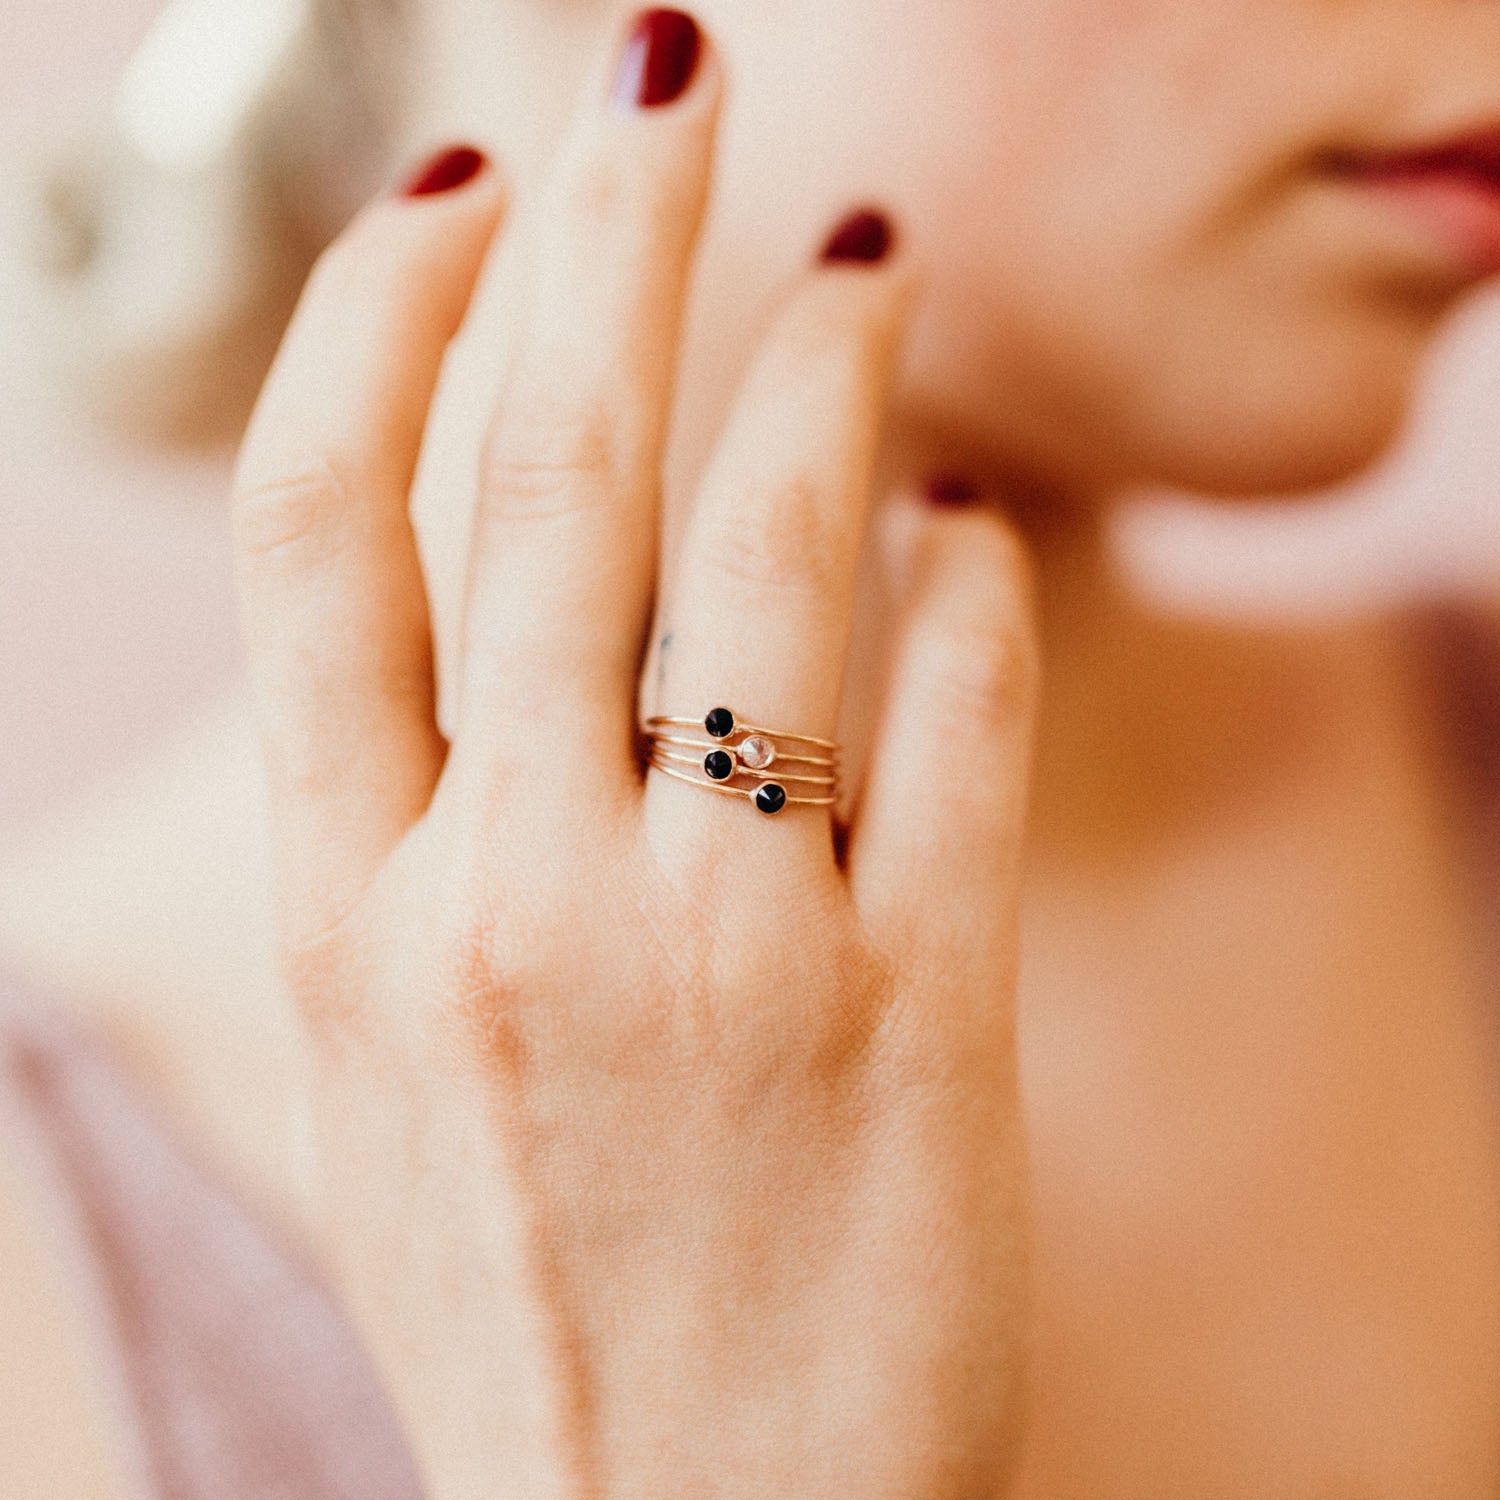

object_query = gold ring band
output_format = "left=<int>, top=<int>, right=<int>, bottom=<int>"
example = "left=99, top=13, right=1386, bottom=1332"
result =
left=649, top=748, right=837, bottom=787
left=644, top=714, right=839, bottom=751
left=646, top=732, right=838, bottom=768
left=647, top=755, right=839, bottom=809
left=642, top=706, right=842, bottom=816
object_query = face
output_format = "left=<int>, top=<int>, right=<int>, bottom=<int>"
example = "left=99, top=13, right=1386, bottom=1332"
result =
left=409, top=0, right=1500, bottom=501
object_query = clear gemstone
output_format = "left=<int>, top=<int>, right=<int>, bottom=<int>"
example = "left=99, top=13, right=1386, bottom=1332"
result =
left=738, top=735, right=775, bottom=770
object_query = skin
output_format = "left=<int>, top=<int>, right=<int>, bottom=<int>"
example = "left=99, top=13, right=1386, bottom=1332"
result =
left=2, top=0, right=1500, bottom=1496
left=406, top=0, right=1500, bottom=509
left=230, top=53, right=1036, bottom=1492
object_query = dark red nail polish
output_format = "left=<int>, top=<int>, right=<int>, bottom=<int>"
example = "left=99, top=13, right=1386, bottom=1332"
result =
left=821, top=209, right=895, bottom=265
left=926, top=475, right=982, bottom=507
left=399, top=145, right=487, bottom=198
left=613, top=9, right=702, bottom=109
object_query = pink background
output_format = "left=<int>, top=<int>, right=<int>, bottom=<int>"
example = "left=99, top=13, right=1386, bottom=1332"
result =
left=0, top=0, right=240, bottom=841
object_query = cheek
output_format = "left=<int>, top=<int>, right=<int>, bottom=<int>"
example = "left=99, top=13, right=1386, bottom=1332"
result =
left=887, top=1, right=1417, bottom=490
left=955, top=0, right=1339, bottom=268
left=683, top=0, right=1417, bottom=499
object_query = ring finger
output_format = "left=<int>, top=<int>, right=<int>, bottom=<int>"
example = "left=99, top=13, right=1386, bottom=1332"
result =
left=646, top=211, right=913, bottom=853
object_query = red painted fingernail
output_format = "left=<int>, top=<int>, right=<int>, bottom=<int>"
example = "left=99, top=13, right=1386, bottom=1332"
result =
left=399, top=145, right=487, bottom=198
left=613, top=9, right=702, bottom=110
left=821, top=209, right=895, bottom=265
left=925, top=475, right=982, bottom=507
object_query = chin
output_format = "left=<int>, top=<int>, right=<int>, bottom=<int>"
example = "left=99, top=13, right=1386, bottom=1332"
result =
left=1115, top=308, right=1436, bottom=499
left=1148, top=383, right=1410, bottom=498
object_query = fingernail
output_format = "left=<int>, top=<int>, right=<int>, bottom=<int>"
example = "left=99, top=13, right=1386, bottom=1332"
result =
left=613, top=9, right=702, bottom=110
left=399, top=145, right=488, bottom=198
left=820, top=209, right=895, bottom=265
left=925, top=475, right=982, bottom=507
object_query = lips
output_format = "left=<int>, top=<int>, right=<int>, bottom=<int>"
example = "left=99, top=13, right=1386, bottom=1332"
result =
left=1324, top=125, right=1500, bottom=276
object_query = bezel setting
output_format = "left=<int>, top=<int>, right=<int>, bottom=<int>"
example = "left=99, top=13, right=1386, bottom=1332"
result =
left=738, top=734, right=776, bottom=771
left=754, top=783, right=789, bottom=816
left=704, top=749, right=737, bottom=782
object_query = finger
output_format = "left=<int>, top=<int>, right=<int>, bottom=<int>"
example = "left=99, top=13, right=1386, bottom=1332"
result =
left=232, top=149, right=504, bottom=943
left=450, top=9, right=718, bottom=804
left=646, top=211, right=912, bottom=851
left=847, top=494, right=1041, bottom=975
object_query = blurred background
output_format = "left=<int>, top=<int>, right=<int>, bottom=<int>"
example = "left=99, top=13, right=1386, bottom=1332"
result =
left=0, top=0, right=237, bottom=841
left=0, top=0, right=390, bottom=848
left=1, top=0, right=1498, bottom=854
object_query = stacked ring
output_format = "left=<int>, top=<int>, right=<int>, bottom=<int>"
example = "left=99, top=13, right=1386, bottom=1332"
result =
left=643, top=707, right=841, bottom=815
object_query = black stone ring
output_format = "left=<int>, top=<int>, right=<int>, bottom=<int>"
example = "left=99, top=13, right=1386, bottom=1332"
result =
left=642, top=708, right=841, bottom=816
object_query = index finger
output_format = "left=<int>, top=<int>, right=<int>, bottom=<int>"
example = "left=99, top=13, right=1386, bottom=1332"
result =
left=232, top=149, right=506, bottom=947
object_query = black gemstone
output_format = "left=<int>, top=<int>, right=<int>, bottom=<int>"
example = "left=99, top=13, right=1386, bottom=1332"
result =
left=704, top=750, right=735, bottom=781
left=704, top=707, right=736, bottom=739
left=755, top=783, right=788, bottom=816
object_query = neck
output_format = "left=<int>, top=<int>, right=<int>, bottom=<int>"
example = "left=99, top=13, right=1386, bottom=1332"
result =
left=1007, top=488, right=1430, bottom=881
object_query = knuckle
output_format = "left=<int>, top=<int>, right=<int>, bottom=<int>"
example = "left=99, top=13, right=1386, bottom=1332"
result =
left=437, top=919, right=527, bottom=1072
left=562, top=129, right=702, bottom=235
left=917, top=609, right=1040, bottom=727
left=430, top=889, right=575, bottom=1082
left=698, top=472, right=840, bottom=597
left=562, top=150, right=628, bottom=231
left=232, top=463, right=351, bottom=566
left=477, top=399, right=622, bottom=520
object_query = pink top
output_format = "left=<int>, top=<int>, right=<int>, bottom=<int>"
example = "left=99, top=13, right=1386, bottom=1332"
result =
left=0, top=991, right=423, bottom=1499
left=0, top=610, right=1496, bottom=1498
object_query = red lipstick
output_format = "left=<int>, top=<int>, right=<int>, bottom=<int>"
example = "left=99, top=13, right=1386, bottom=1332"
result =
left=1327, top=126, right=1500, bottom=276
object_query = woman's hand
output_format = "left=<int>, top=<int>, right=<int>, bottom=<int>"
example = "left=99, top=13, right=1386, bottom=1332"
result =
left=230, top=11, right=1039, bottom=1498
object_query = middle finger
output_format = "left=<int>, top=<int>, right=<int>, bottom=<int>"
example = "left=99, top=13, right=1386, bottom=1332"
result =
left=451, top=8, right=719, bottom=799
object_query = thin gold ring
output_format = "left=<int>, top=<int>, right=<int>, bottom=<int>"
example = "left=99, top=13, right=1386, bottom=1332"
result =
left=646, top=732, right=838, bottom=769
left=649, top=747, right=836, bottom=787
left=642, top=706, right=842, bottom=816
left=647, top=755, right=839, bottom=810
left=644, top=713, right=838, bottom=751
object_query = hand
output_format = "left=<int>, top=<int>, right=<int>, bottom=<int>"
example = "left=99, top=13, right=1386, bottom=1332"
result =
left=230, top=12, right=1039, bottom=1498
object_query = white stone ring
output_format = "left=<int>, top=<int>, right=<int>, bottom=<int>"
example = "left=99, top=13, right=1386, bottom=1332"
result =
left=642, top=708, right=841, bottom=815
